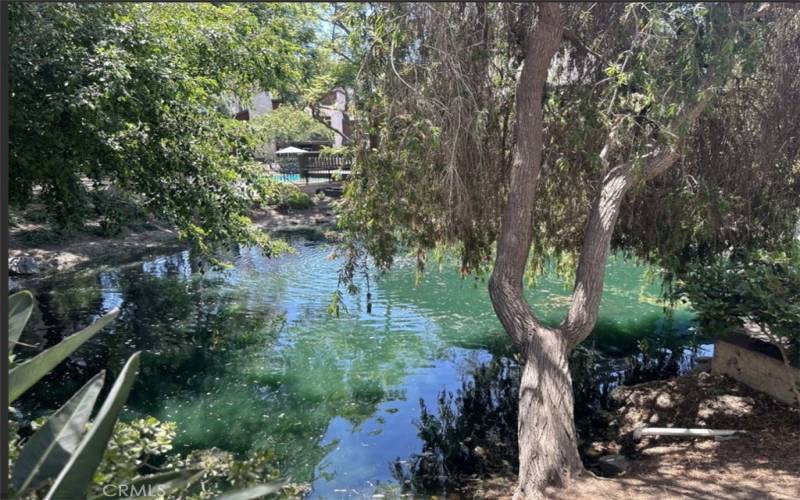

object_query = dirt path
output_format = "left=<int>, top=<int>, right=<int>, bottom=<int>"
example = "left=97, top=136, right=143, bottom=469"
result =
left=476, top=372, right=800, bottom=499
left=548, top=443, right=799, bottom=499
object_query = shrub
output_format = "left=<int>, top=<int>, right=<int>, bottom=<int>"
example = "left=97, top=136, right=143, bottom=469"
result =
left=263, top=183, right=314, bottom=212
left=676, top=250, right=800, bottom=403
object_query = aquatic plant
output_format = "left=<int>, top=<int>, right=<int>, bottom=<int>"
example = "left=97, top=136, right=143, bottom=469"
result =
left=392, top=358, right=520, bottom=496
left=7, top=290, right=285, bottom=499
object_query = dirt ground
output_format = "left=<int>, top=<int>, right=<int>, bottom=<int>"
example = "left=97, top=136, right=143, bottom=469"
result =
left=8, top=196, right=339, bottom=278
left=475, top=372, right=800, bottom=499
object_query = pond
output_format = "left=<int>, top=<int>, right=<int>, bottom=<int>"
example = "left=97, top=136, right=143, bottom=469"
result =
left=14, top=238, right=708, bottom=497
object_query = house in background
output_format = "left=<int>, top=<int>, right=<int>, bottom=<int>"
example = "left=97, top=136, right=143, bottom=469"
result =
left=315, top=87, right=352, bottom=148
left=227, top=87, right=352, bottom=161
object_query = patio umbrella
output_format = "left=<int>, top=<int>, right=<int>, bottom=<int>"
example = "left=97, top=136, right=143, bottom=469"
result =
left=275, top=146, right=310, bottom=155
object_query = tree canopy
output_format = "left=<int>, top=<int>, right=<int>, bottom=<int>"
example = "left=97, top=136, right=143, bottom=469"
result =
left=337, top=3, right=800, bottom=282
left=9, top=2, right=322, bottom=254
left=333, top=3, right=800, bottom=495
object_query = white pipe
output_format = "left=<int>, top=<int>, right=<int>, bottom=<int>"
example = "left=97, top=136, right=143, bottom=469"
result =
left=633, top=427, right=744, bottom=441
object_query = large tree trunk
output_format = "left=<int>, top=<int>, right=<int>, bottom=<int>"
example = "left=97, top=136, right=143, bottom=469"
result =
left=488, top=4, right=572, bottom=498
left=515, top=328, right=583, bottom=498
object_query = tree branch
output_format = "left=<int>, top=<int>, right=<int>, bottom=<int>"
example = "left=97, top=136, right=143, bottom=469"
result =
left=488, top=3, right=564, bottom=354
left=561, top=88, right=715, bottom=348
left=562, top=28, right=613, bottom=69
left=310, top=106, right=352, bottom=143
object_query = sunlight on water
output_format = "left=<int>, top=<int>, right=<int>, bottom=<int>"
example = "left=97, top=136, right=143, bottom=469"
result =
left=16, top=240, right=701, bottom=497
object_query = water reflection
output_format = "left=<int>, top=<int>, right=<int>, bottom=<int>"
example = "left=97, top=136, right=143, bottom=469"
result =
left=14, top=241, right=700, bottom=497
left=393, top=338, right=711, bottom=497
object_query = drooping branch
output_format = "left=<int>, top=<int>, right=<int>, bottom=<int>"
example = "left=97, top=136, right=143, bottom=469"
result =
left=488, top=3, right=563, bottom=353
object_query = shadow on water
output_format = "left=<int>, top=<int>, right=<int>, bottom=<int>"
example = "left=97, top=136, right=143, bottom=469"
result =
left=12, top=242, right=704, bottom=497
left=391, top=321, right=709, bottom=497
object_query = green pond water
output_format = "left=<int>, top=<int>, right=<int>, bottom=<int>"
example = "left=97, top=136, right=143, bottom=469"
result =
left=14, top=238, right=707, bottom=497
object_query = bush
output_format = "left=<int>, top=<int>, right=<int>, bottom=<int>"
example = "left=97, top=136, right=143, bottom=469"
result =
left=287, top=190, right=314, bottom=210
left=676, top=250, right=800, bottom=403
left=263, top=183, right=314, bottom=212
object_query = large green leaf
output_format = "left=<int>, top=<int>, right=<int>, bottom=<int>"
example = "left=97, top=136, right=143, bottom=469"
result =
left=11, top=371, right=106, bottom=495
left=8, top=308, right=119, bottom=403
left=213, top=482, right=285, bottom=500
left=9, top=290, right=34, bottom=350
left=44, top=352, right=141, bottom=500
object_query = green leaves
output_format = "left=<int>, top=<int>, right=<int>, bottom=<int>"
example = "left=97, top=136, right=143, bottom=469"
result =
left=9, top=290, right=34, bottom=349
left=11, top=371, right=106, bottom=495
left=9, top=2, right=324, bottom=256
left=678, top=252, right=800, bottom=347
left=91, top=469, right=204, bottom=499
left=45, top=352, right=142, bottom=500
left=8, top=308, right=119, bottom=404
left=213, top=482, right=286, bottom=500
left=250, top=106, right=334, bottom=144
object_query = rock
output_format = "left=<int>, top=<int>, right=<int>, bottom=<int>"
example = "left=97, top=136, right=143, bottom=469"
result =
left=9, top=256, right=41, bottom=275
left=585, top=441, right=622, bottom=458
left=584, top=442, right=607, bottom=459
left=655, top=392, right=674, bottom=410
left=596, top=454, right=630, bottom=476
left=698, top=395, right=755, bottom=420
left=609, top=386, right=629, bottom=404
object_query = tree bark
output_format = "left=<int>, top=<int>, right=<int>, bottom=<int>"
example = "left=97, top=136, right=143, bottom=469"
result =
left=515, top=327, right=583, bottom=498
left=487, top=4, right=574, bottom=499
left=562, top=91, right=713, bottom=348
left=488, top=3, right=716, bottom=498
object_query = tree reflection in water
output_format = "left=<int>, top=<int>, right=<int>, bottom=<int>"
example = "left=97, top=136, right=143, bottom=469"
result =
left=393, top=336, right=705, bottom=496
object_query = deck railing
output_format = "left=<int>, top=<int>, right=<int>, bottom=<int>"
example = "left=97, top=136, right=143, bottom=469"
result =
left=299, top=155, right=352, bottom=183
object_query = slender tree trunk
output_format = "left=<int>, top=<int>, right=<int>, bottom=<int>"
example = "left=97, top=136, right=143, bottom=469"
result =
left=488, top=4, right=571, bottom=498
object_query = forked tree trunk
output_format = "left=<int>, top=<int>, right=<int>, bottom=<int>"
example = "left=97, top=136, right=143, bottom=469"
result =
left=498, top=146, right=707, bottom=500
left=489, top=2, right=713, bottom=497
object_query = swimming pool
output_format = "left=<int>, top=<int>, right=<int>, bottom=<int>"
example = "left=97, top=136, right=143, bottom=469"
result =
left=271, top=173, right=333, bottom=184
left=271, top=173, right=301, bottom=182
